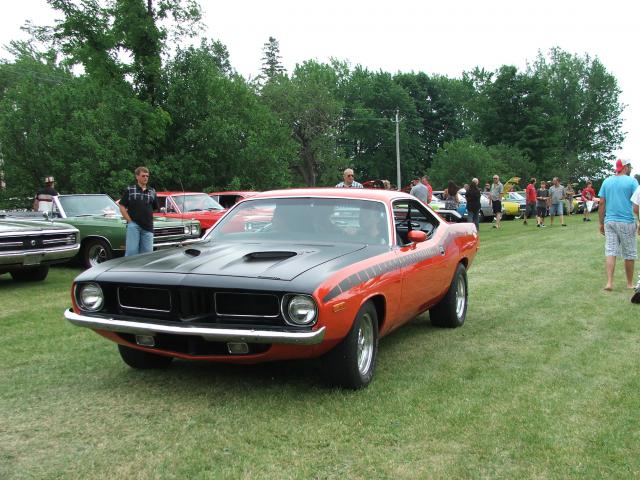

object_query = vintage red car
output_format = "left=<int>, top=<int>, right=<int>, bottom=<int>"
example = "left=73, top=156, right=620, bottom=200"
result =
left=64, top=188, right=479, bottom=389
left=208, top=190, right=258, bottom=209
left=155, top=192, right=226, bottom=234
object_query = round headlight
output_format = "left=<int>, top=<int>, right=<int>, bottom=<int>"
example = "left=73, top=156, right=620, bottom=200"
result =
left=183, top=225, right=190, bottom=235
left=285, top=295, right=317, bottom=326
left=191, top=224, right=200, bottom=235
left=78, top=283, right=104, bottom=311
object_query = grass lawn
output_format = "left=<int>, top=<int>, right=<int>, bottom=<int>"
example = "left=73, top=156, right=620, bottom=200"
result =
left=1, top=214, right=639, bottom=479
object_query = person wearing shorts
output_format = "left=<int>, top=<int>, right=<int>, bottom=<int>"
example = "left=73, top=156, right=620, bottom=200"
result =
left=548, top=177, right=567, bottom=227
left=536, top=181, right=549, bottom=227
left=490, top=175, right=503, bottom=229
left=598, top=159, right=639, bottom=291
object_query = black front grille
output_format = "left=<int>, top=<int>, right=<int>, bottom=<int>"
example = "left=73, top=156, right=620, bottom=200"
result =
left=0, top=233, right=76, bottom=252
left=106, top=284, right=290, bottom=327
left=118, top=286, right=171, bottom=312
left=215, top=292, right=280, bottom=317
left=153, top=226, right=186, bottom=238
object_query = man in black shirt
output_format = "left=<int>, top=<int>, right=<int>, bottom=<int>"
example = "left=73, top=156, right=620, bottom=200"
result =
left=118, top=166, right=158, bottom=256
left=33, top=176, right=59, bottom=212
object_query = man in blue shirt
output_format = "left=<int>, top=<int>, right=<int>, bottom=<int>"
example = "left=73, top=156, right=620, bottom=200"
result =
left=598, top=159, right=639, bottom=292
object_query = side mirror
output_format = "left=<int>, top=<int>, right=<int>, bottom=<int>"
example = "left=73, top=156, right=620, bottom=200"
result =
left=407, top=230, right=427, bottom=243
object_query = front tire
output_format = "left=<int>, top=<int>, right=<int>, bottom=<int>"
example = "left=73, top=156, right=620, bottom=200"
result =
left=118, top=344, right=173, bottom=369
left=430, top=263, right=468, bottom=328
left=322, top=301, right=378, bottom=389
left=10, top=265, right=49, bottom=282
left=81, top=238, right=113, bottom=269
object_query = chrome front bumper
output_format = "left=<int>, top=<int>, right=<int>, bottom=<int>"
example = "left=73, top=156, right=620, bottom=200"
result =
left=64, top=309, right=326, bottom=345
left=0, top=244, right=80, bottom=267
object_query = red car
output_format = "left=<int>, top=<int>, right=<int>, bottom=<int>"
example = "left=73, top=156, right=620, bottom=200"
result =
left=65, top=188, right=479, bottom=389
left=209, top=190, right=258, bottom=209
left=155, top=192, right=226, bottom=234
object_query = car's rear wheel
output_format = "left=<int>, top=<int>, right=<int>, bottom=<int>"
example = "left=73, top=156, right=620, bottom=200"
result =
left=117, top=344, right=173, bottom=369
left=10, top=265, right=49, bottom=282
left=430, top=263, right=468, bottom=328
left=82, top=238, right=113, bottom=269
left=322, top=301, right=378, bottom=389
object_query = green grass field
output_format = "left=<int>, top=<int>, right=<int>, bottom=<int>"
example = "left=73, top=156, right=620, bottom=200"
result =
left=2, top=214, right=639, bottom=479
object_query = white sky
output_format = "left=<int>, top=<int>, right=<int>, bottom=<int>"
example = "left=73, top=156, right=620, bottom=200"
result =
left=2, top=0, right=639, bottom=173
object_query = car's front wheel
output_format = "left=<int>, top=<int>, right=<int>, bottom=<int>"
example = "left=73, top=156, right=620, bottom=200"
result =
left=322, top=301, right=378, bottom=389
left=429, top=263, right=468, bottom=328
left=118, top=344, right=173, bottom=369
left=82, top=238, right=113, bottom=269
left=10, top=265, right=50, bottom=282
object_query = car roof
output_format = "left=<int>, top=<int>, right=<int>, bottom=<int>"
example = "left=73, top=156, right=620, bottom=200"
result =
left=209, top=191, right=258, bottom=196
left=250, top=188, right=415, bottom=202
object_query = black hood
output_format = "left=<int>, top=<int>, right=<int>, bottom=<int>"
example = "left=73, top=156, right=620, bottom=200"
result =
left=99, top=242, right=368, bottom=281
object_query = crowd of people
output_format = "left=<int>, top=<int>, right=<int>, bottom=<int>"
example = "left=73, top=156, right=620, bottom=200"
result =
left=334, top=165, right=640, bottom=304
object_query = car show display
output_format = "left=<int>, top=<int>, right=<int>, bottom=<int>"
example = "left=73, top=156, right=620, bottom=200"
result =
left=155, top=192, right=226, bottom=234
left=64, top=188, right=479, bottom=389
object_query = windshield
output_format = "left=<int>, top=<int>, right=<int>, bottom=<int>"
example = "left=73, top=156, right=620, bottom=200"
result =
left=58, top=195, right=121, bottom=217
left=173, top=194, right=224, bottom=212
left=206, top=197, right=390, bottom=246
left=508, top=192, right=525, bottom=201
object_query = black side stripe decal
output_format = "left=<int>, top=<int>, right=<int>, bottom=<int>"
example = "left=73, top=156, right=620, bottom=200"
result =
left=322, top=238, right=455, bottom=303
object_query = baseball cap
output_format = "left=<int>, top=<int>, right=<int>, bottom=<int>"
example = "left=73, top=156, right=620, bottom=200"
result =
left=615, top=159, right=631, bottom=173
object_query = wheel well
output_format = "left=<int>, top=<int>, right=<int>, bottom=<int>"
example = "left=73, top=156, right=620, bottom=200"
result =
left=368, top=295, right=386, bottom=331
left=81, top=236, right=112, bottom=249
left=459, top=257, right=468, bottom=269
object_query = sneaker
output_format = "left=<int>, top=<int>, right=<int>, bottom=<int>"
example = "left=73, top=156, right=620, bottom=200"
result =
left=631, top=287, right=640, bottom=304
left=523, top=220, right=528, bottom=225
left=587, top=218, right=592, bottom=222
left=562, top=224, right=567, bottom=227
left=537, top=224, right=541, bottom=228
left=540, top=224, right=546, bottom=228
left=583, top=218, right=587, bottom=222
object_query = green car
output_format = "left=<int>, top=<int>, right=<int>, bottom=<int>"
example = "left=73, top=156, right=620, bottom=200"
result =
left=35, top=194, right=200, bottom=268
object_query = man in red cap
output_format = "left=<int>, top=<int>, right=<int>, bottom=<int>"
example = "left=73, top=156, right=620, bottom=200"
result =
left=598, top=159, right=639, bottom=292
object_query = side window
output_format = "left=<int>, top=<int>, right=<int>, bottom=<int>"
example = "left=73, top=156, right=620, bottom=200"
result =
left=392, top=199, right=440, bottom=245
left=157, top=196, right=166, bottom=210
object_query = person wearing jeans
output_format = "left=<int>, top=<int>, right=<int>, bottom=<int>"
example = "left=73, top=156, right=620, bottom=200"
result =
left=118, top=166, right=159, bottom=256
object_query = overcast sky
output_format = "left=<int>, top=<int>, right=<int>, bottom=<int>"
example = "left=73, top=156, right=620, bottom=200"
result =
left=2, top=0, right=639, bottom=172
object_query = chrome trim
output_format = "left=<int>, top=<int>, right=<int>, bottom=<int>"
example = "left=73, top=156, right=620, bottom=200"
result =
left=153, top=238, right=201, bottom=249
left=0, top=244, right=80, bottom=265
left=214, top=292, right=280, bottom=318
left=64, top=309, right=325, bottom=345
left=0, top=227, right=78, bottom=238
left=117, top=287, right=172, bottom=313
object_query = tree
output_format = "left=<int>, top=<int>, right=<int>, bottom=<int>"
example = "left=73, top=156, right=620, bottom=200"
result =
left=260, top=36, right=285, bottom=81
left=261, top=60, right=344, bottom=186
left=161, top=42, right=294, bottom=191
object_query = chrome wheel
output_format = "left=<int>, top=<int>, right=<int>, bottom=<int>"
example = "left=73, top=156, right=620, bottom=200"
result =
left=82, top=239, right=113, bottom=269
left=88, top=244, right=109, bottom=266
left=455, top=274, right=467, bottom=320
left=357, top=312, right=374, bottom=376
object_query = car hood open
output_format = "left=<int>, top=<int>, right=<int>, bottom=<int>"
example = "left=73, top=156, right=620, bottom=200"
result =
left=99, top=242, right=367, bottom=281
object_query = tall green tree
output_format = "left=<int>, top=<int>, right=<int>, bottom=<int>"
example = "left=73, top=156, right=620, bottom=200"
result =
left=260, top=36, right=286, bottom=81
left=161, top=42, right=294, bottom=191
left=261, top=60, right=344, bottom=186
left=530, top=48, right=624, bottom=180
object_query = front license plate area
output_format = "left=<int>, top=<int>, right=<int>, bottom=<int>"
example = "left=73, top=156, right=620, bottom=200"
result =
left=23, top=254, right=42, bottom=266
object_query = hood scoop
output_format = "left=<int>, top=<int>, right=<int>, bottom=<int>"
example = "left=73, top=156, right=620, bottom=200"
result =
left=245, top=251, right=297, bottom=261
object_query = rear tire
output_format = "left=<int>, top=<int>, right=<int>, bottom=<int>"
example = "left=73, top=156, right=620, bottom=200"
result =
left=322, top=301, right=378, bottom=389
left=82, top=238, right=113, bottom=269
left=10, top=266, right=49, bottom=282
left=430, top=263, right=468, bottom=328
left=118, top=344, right=173, bottom=369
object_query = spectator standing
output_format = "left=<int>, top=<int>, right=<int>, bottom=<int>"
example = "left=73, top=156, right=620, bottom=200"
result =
left=118, top=166, right=159, bottom=256
left=335, top=168, right=363, bottom=188
left=33, top=176, right=58, bottom=212
left=466, top=178, right=481, bottom=229
left=523, top=178, right=537, bottom=225
left=444, top=180, right=460, bottom=211
left=409, top=175, right=429, bottom=204
left=631, top=184, right=640, bottom=303
left=598, top=159, right=639, bottom=292
left=565, top=183, right=575, bottom=215
left=484, top=183, right=491, bottom=193
left=421, top=176, right=433, bottom=203
left=382, top=179, right=391, bottom=190
left=536, top=181, right=550, bottom=227
left=581, top=181, right=597, bottom=222
left=548, top=177, right=567, bottom=227
left=489, top=175, right=503, bottom=229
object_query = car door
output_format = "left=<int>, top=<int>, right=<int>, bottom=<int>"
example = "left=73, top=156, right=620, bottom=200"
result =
left=393, top=199, right=450, bottom=323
